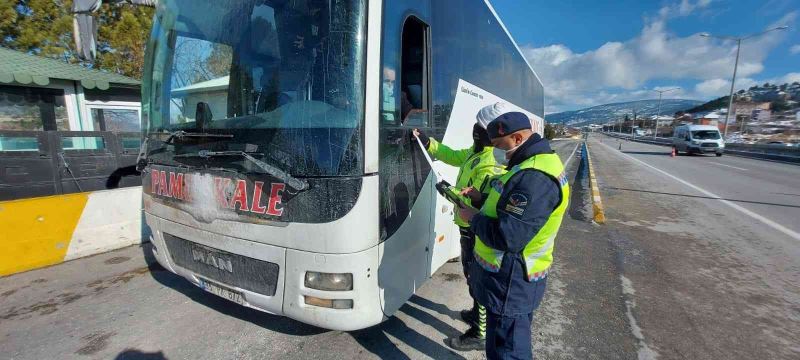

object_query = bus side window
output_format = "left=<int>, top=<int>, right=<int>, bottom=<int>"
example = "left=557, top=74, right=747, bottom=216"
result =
left=399, top=17, right=429, bottom=127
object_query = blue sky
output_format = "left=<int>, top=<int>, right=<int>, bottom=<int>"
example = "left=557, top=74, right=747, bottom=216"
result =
left=492, top=0, right=800, bottom=113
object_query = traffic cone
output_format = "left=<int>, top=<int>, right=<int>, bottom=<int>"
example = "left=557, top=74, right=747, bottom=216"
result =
left=671, top=147, right=676, bottom=157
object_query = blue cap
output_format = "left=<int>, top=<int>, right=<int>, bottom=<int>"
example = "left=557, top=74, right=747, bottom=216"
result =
left=486, top=112, right=531, bottom=139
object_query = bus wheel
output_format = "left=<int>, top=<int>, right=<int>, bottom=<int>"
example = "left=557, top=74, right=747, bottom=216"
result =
left=716, top=153, right=723, bottom=157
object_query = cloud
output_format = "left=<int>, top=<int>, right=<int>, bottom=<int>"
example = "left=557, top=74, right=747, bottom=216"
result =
left=522, top=3, right=796, bottom=112
left=791, top=44, right=800, bottom=54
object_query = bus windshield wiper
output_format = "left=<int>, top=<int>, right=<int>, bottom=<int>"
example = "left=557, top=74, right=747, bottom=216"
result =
left=175, top=150, right=309, bottom=191
left=163, top=130, right=234, bottom=144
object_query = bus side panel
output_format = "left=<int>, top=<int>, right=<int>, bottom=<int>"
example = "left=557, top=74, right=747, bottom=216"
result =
left=429, top=0, right=545, bottom=131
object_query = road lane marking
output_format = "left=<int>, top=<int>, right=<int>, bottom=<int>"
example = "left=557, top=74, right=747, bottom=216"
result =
left=620, top=275, right=659, bottom=360
left=597, top=140, right=800, bottom=242
left=563, top=141, right=580, bottom=169
left=708, top=162, right=748, bottom=171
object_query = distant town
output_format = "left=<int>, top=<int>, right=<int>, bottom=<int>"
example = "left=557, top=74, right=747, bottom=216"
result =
left=551, top=82, right=800, bottom=146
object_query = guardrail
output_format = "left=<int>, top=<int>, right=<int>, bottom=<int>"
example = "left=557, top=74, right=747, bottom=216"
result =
left=601, top=132, right=800, bottom=164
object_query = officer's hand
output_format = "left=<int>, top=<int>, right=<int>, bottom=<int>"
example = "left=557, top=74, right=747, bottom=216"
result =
left=412, top=129, right=430, bottom=147
left=457, top=205, right=479, bottom=223
left=460, top=187, right=482, bottom=203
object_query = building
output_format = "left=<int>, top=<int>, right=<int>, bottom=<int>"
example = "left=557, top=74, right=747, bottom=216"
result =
left=751, top=108, right=771, bottom=122
left=650, top=115, right=674, bottom=127
left=0, top=47, right=141, bottom=151
left=695, top=111, right=721, bottom=126
left=0, top=46, right=142, bottom=200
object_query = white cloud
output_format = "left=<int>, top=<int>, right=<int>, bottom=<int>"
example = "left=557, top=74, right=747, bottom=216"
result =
left=678, top=0, right=712, bottom=16
left=522, top=3, right=796, bottom=112
left=791, top=44, right=800, bottom=54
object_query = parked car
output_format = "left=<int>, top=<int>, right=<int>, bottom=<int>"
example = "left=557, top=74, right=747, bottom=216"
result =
left=673, top=125, right=725, bottom=156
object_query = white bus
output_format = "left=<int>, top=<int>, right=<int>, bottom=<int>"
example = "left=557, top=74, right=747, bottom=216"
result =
left=139, top=0, right=544, bottom=330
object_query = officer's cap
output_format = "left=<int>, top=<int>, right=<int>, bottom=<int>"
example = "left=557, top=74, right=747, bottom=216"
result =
left=486, top=112, right=531, bottom=139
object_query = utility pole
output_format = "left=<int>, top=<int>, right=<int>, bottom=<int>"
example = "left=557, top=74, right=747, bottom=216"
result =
left=700, top=26, right=788, bottom=139
left=652, top=87, right=680, bottom=139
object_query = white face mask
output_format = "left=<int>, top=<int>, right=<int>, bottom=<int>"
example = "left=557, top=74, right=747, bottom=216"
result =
left=492, top=142, right=522, bottom=166
left=492, top=147, right=506, bottom=165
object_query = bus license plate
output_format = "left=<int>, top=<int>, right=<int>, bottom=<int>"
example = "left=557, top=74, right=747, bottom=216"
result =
left=199, top=278, right=245, bottom=305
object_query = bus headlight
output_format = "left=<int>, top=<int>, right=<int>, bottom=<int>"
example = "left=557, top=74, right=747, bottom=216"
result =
left=304, top=272, right=353, bottom=291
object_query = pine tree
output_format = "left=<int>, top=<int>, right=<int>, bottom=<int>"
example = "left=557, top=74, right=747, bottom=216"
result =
left=1, top=0, right=154, bottom=79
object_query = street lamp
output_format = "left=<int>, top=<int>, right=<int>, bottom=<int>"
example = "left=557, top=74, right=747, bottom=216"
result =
left=700, top=26, right=789, bottom=139
left=652, top=87, right=680, bottom=139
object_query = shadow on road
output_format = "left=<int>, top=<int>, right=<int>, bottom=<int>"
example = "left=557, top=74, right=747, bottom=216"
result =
left=141, top=244, right=468, bottom=358
left=352, top=297, right=467, bottom=360
left=569, top=143, right=590, bottom=221
left=115, top=349, right=168, bottom=360
left=608, top=187, right=800, bottom=209
left=141, top=244, right=327, bottom=337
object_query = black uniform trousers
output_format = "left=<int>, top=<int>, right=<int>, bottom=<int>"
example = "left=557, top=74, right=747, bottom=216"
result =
left=485, top=277, right=547, bottom=360
left=459, top=227, right=476, bottom=297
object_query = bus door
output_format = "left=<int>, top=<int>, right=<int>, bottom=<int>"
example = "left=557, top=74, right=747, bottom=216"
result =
left=377, top=0, right=435, bottom=315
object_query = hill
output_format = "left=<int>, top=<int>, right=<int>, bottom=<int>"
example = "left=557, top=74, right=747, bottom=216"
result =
left=685, top=82, right=800, bottom=114
left=547, top=99, right=703, bottom=126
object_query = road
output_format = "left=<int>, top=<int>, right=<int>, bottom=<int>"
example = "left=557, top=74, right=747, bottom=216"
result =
left=589, top=134, right=800, bottom=359
left=1, top=136, right=798, bottom=359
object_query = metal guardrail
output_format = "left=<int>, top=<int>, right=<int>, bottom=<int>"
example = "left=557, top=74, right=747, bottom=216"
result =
left=600, top=132, right=800, bottom=164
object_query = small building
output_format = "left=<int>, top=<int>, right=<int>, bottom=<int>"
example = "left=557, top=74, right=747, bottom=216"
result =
left=650, top=115, right=674, bottom=127
left=0, top=47, right=141, bottom=151
left=0, top=46, right=142, bottom=200
left=751, top=108, right=771, bottom=122
left=695, top=111, right=721, bottom=126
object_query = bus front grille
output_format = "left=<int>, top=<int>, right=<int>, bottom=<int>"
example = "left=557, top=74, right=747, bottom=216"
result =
left=163, top=234, right=280, bottom=296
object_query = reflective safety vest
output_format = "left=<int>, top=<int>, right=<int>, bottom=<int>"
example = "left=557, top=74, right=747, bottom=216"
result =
left=473, top=152, right=569, bottom=281
left=428, top=139, right=505, bottom=227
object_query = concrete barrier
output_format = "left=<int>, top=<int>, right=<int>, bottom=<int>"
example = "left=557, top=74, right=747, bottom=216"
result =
left=0, top=186, right=145, bottom=276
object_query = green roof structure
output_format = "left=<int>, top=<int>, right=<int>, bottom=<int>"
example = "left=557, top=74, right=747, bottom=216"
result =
left=0, top=47, right=140, bottom=90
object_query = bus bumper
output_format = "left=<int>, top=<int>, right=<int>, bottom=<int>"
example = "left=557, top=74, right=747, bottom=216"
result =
left=146, top=214, right=385, bottom=331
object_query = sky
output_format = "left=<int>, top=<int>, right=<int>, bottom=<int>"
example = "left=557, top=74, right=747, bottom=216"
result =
left=491, top=0, right=800, bottom=113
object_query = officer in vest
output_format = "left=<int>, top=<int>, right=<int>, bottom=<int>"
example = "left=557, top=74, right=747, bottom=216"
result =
left=457, top=111, right=569, bottom=360
left=412, top=102, right=508, bottom=350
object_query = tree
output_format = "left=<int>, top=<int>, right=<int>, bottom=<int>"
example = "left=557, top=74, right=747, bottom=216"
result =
left=544, top=123, right=556, bottom=140
left=94, top=4, right=153, bottom=79
left=0, top=1, right=154, bottom=79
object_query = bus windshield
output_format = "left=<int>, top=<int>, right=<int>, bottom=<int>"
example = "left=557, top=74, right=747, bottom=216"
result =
left=143, top=0, right=366, bottom=177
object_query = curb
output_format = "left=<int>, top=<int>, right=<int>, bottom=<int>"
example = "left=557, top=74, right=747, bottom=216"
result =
left=584, top=142, right=606, bottom=224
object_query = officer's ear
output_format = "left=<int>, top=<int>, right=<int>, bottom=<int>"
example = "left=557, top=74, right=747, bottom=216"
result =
left=512, top=132, right=525, bottom=146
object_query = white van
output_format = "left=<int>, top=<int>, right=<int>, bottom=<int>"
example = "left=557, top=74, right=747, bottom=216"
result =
left=673, top=125, right=725, bottom=156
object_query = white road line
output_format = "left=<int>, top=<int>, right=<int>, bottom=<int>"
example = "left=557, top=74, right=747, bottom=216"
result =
left=619, top=275, right=659, bottom=360
left=708, top=162, right=748, bottom=171
left=597, top=140, right=800, bottom=242
left=563, top=142, right=580, bottom=169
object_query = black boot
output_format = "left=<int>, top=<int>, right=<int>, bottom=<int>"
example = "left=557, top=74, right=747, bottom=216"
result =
left=459, top=302, right=478, bottom=327
left=446, top=326, right=485, bottom=351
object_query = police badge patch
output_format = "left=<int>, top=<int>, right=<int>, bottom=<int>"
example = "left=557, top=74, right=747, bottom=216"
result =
left=505, top=192, right=528, bottom=216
